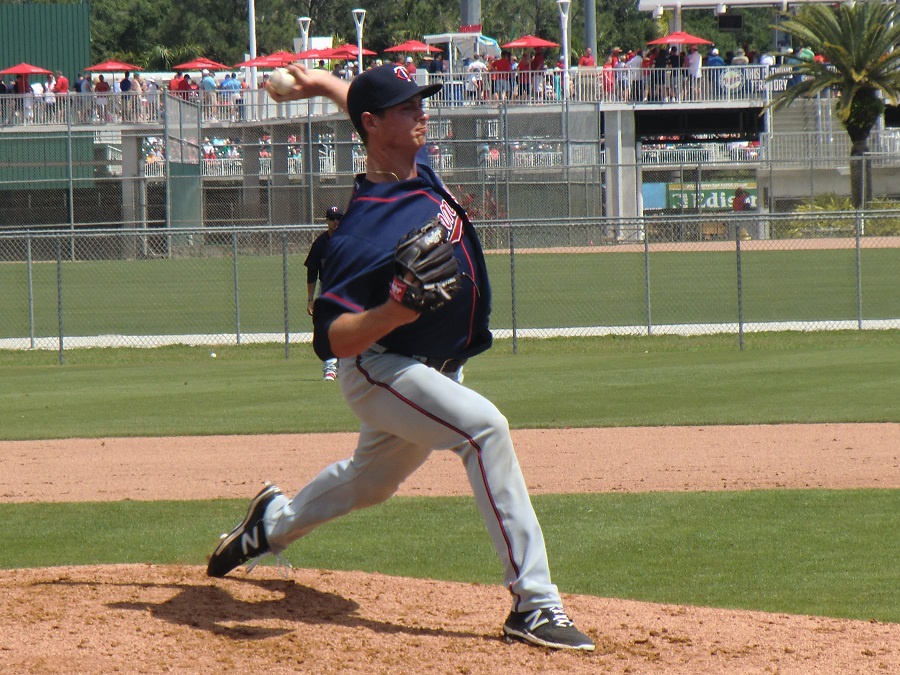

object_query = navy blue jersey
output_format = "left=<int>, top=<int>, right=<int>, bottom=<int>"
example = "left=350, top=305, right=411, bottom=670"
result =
left=304, top=231, right=331, bottom=284
left=312, top=158, right=492, bottom=362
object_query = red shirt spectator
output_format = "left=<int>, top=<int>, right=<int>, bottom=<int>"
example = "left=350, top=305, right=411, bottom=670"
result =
left=177, top=74, right=194, bottom=99
left=490, top=51, right=513, bottom=99
left=578, top=48, right=595, bottom=67
left=53, top=72, right=69, bottom=94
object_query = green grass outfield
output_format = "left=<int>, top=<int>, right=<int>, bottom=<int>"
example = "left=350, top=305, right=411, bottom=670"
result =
left=3, top=246, right=898, bottom=336
left=1, top=332, right=898, bottom=622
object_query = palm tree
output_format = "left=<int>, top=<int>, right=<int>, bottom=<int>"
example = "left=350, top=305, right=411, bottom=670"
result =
left=768, top=2, right=900, bottom=207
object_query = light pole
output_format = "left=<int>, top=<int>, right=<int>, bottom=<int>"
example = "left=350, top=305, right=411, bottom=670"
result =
left=557, top=0, right=571, bottom=99
left=297, top=16, right=311, bottom=66
left=352, top=8, right=366, bottom=75
left=297, top=16, right=311, bottom=52
left=248, top=0, right=258, bottom=87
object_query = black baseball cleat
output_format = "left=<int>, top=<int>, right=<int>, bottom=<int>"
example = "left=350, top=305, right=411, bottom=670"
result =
left=503, top=606, right=595, bottom=651
left=207, top=484, right=283, bottom=577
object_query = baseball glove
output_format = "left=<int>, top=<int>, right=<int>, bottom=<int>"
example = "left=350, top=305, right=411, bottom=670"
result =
left=389, top=218, right=461, bottom=312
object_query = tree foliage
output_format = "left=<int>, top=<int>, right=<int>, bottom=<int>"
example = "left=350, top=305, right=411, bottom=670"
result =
left=89, top=0, right=779, bottom=69
left=766, top=1, right=900, bottom=206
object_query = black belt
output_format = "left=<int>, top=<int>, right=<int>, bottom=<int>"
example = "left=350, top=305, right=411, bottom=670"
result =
left=419, top=356, right=467, bottom=373
left=371, top=344, right=466, bottom=373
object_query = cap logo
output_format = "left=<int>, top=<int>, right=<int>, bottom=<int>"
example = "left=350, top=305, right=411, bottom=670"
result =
left=393, top=66, right=413, bottom=82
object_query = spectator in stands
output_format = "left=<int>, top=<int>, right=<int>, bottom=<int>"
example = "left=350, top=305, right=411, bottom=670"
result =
left=626, top=48, right=644, bottom=102
left=668, top=46, right=682, bottom=100
left=742, top=43, right=757, bottom=64
left=53, top=71, right=69, bottom=96
left=758, top=50, right=775, bottom=71
left=510, top=54, right=521, bottom=97
left=200, top=69, right=218, bottom=118
left=614, top=48, right=628, bottom=100
left=490, top=49, right=513, bottom=100
left=221, top=72, right=242, bottom=122
left=578, top=48, right=595, bottom=67
left=94, top=74, right=111, bottom=122
left=685, top=44, right=702, bottom=99
left=466, top=53, right=488, bottom=102
left=650, top=47, right=668, bottom=101
left=731, top=48, right=750, bottom=65
left=177, top=73, right=194, bottom=99
left=169, top=71, right=183, bottom=93
left=0, top=78, right=9, bottom=125
left=529, top=48, right=546, bottom=99
left=405, top=56, right=417, bottom=75
left=705, top=47, right=725, bottom=95
left=43, top=73, right=57, bottom=122
left=601, top=55, right=615, bottom=99
left=427, top=53, right=446, bottom=78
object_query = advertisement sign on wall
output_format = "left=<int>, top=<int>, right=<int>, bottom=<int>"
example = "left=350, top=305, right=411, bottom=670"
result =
left=666, top=182, right=757, bottom=210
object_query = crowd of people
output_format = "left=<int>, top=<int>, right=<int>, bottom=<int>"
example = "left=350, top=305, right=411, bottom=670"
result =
left=0, top=40, right=817, bottom=127
left=408, top=42, right=821, bottom=104
left=145, top=131, right=313, bottom=174
left=0, top=67, right=251, bottom=126
left=0, top=70, right=72, bottom=125
left=0, top=68, right=169, bottom=125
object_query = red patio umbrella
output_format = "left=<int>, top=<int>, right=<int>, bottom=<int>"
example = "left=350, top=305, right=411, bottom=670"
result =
left=331, top=44, right=377, bottom=59
left=384, top=40, right=443, bottom=53
left=261, top=51, right=298, bottom=67
left=234, top=53, right=295, bottom=68
left=647, top=31, right=713, bottom=46
left=294, top=48, right=331, bottom=60
left=1, top=62, right=52, bottom=76
left=86, top=59, right=143, bottom=72
left=173, top=57, right=232, bottom=71
left=501, top=35, right=559, bottom=49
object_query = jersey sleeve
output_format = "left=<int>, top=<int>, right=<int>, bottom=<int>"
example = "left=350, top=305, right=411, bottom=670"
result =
left=311, top=233, right=394, bottom=361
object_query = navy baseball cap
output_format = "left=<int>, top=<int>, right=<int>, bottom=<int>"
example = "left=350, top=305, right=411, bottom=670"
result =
left=325, top=206, right=344, bottom=220
left=347, top=64, right=442, bottom=134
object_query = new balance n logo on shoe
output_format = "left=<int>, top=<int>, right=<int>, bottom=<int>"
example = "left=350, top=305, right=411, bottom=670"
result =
left=524, top=609, right=550, bottom=632
left=241, top=526, right=261, bottom=555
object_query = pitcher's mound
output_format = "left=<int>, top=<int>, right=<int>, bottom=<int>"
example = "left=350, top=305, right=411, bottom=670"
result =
left=1, top=564, right=896, bottom=674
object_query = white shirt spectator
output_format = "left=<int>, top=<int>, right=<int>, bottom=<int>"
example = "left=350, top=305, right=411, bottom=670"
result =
left=686, top=49, right=702, bottom=78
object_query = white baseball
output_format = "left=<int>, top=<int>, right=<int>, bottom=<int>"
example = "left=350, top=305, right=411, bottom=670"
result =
left=267, top=67, right=296, bottom=96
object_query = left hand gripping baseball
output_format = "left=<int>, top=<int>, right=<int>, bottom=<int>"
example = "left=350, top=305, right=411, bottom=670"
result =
left=390, top=219, right=462, bottom=312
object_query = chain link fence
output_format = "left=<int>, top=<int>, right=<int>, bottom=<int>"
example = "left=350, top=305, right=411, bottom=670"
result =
left=2, top=218, right=897, bottom=358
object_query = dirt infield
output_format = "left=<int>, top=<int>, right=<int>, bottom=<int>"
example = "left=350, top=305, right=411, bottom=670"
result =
left=1, top=424, right=898, bottom=674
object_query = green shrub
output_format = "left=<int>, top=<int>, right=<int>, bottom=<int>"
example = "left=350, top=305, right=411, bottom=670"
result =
left=774, top=195, right=900, bottom=238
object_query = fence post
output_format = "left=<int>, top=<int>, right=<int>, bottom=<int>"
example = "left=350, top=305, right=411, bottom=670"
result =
left=27, top=234, right=35, bottom=349
left=232, top=231, right=241, bottom=346
left=56, top=238, right=65, bottom=365
left=643, top=225, right=652, bottom=335
left=509, top=221, right=518, bottom=355
left=735, top=223, right=745, bottom=351
left=855, top=210, right=863, bottom=330
left=66, top=102, right=76, bottom=262
left=282, top=231, right=290, bottom=359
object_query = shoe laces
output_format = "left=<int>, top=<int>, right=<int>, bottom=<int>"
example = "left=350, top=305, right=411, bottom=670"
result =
left=244, top=551, right=293, bottom=579
left=547, top=607, right=575, bottom=627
